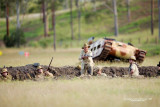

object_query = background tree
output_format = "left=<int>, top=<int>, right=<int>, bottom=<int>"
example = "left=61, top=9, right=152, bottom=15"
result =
left=113, top=0, right=118, bottom=37
left=64, top=0, right=69, bottom=9
left=126, top=0, right=131, bottom=22
left=49, top=0, right=59, bottom=51
left=151, top=0, right=154, bottom=35
left=70, top=0, right=74, bottom=40
left=42, top=0, right=48, bottom=37
left=76, top=0, right=81, bottom=41
left=37, top=0, right=49, bottom=37
left=16, top=0, right=22, bottom=29
left=91, top=0, right=96, bottom=12
left=4, top=0, right=10, bottom=37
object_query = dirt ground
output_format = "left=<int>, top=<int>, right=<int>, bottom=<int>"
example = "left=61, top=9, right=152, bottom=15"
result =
left=0, top=65, right=159, bottom=80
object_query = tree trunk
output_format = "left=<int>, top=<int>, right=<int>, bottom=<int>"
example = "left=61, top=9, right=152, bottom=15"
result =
left=76, top=0, right=81, bottom=41
left=65, top=0, right=69, bottom=9
left=113, top=0, right=118, bottom=37
left=151, top=0, right=154, bottom=35
left=46, top=11, right=49, bottom=36
left=16, top=0, right=20, bottom=29
left=70, top=0, right=74, bottom=40
left=92, top=0, right=96, bottom=12
left=52, top=7, right=56, bottom=51
left=126, top=0, right=131, bottom=22
left=6, top=2, right=9, bottom=36
left=42, top=0, right=47, bottom=37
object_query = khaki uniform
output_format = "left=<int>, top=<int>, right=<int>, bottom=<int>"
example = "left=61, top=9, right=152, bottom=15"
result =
left=35, top=71, right=54, bottom=81
left=35, top=74, right=45, bottom=81
left=129, top=63, right=139, bottom=77
left=79, top=50, right=94, bottom=75
left=44, top=71, right=54, bottom=79
left=97, top=73, right=107, bottom=77
left=0, top=74, right=12, bottom=82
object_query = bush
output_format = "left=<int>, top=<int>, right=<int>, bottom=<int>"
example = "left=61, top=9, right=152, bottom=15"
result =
left=3, top=34, right=15, bottom=47
left=84, top=12, right=102, bottom=24
left=3, top=28, right=26, bottom=47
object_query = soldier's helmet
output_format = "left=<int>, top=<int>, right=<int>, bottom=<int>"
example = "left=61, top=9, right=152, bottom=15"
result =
left=1, top=68, right=8, bottom=73
left=82, top=43, right=89, bottom=49
left=37, top=66, right=43, bottom=70
left=76, top=65, right=81, bottom=70
left=130, top=56, right=136, bottom=61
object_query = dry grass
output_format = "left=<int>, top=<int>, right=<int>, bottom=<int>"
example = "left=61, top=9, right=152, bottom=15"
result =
left=0, top=78, right=160, bottom=107
left=0, top=48, right=159, bottom=67
left=0, top=48, right=160, bottom=107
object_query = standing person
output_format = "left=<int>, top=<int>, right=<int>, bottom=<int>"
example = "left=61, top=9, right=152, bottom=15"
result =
left=128, top=56, right=140, bottom=77
left=79, top=43, right=94, bottom=76
left=0, top=67, right=12, bottom=81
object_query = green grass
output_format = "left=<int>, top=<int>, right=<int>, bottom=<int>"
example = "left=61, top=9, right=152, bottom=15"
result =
left=0, top=0, right=158, bottom=42
left=0, top=0, right=159, bottom=56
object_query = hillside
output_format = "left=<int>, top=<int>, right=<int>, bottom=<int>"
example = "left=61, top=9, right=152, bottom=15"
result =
left=0, top=0, right=159, bottom=56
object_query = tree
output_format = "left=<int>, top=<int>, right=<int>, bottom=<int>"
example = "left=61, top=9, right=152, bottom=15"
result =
left=91, top=0, right=96, bottom=12
left=113, top=0, right=118, bottom=37
left=151, top=0, right=154, bottom=35
left=50, top=0, right=56, bottom=51
left=76, top=0, right=81, bottom=41
left=49, top=0, right=61, bottom=50
left=5, top=0, right=10, bottom=37
left=16, top=0, right=21, bottom=29
left=64, top=0, right=69, bottom=9
left=42, top=0, right=48, bottom=37
left=104, top=0, right=119, bottom=37
left=70, top=0, right=74, bottom=40
left=126, top=0, right=131, bottom=22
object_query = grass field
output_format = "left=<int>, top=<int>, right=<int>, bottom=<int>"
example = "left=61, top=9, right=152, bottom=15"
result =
left=0, top=48, right=159, bottom=67
left=0, top=48, right=160, bottom=107
left=0, top=1, right=160, bottom=106
left=0, top=78, right=160, bottom=107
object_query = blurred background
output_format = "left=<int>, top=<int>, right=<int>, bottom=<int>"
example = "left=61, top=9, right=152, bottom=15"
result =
left=0, top=0, right=160, bottom=67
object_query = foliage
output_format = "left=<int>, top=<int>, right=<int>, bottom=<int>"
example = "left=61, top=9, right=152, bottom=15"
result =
left=3, top=28, right=26, bottom=47
left=3, top=34, right=16, bottom=47
left=84, top=11, right=102, bottom=24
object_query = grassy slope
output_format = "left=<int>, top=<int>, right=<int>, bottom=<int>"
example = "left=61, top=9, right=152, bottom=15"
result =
left=0, top=0, right=159, bottom=56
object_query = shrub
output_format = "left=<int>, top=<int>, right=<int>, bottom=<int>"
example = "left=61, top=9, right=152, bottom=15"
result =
left=84, top=12, right=102, bottom=24
left=3, top=28, right=26, bottom=47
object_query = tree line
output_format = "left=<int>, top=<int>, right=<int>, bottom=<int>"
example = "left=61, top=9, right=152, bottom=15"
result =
left=0, top=0, right=159, bottom=49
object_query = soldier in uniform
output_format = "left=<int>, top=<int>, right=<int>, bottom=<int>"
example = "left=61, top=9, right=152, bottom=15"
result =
left=79, top=43, right=94, bottom=76
left=35, top=66, right=54, bottom=81
left=128, top=56, right=141, bottom=78
left=0, top=68, right=12, bottom=81
left=97, top=67, right=107, bottom=77
left=44, top=70, right=54, bottom=79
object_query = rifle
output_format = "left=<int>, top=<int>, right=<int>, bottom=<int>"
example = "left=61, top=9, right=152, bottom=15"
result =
left=47, top=57, right=53, bottom=71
